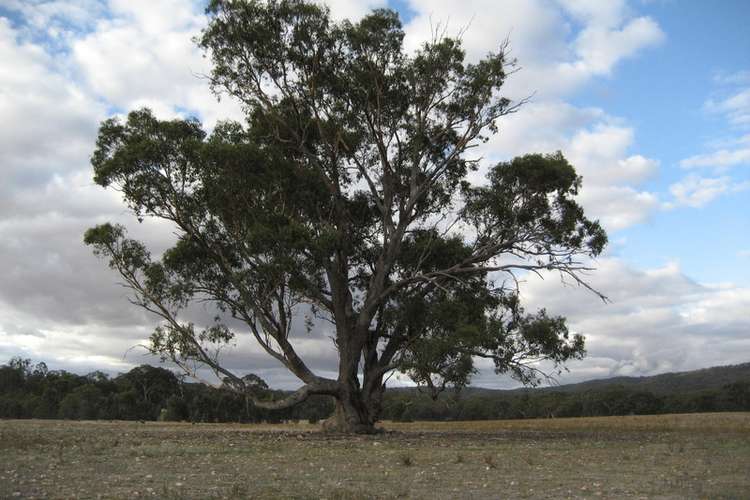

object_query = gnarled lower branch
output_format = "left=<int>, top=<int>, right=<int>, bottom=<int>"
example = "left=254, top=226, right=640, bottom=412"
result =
left=171, top=355, right=340, bottom=410
left=247, top=383, right=333, bottom=410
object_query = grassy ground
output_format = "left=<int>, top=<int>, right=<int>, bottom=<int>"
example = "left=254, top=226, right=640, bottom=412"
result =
left=1, top=413, right=748, bottom=499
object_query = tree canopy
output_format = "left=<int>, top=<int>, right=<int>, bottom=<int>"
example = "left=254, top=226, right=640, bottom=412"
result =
left=85, top=0, right=606, bottom=433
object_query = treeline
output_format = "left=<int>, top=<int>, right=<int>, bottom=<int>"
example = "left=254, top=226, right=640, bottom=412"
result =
left=0, top=358, right=331, bottom=423
left=381, top=382, right=750, bottom=421
left=2, top=357, right=749, bottom=423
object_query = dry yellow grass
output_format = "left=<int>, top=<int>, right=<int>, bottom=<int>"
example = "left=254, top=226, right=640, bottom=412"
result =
left=383, top=411, right=750, bottom=434
left=1, top=413, right=748, bottom=499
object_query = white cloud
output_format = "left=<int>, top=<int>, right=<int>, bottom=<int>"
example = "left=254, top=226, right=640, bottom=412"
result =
left=579, top=185, right=659, bottom=230
left=71, top=1, right=244, bottom=127
left=403, top=0, right=662, bottom=99
left=566, top=125, right=659, bottom=185
left=0, top=18, right=104, bottom=195
left=319, top=0, right=388, bottom=20
left=402, top=1, right=663, bottom=232
left=0, top=0, right=106, bottom=46
left=479, top=102, right=660, bottom=231
left=680, top=147, right=750, bottom=169
left=558, top=15, right=663, bottom=82
left=706, top=88, right=750, bottom=127
left=677, top=69, right=750, bottom=206
left=714, top=69, right=750, bottom=86
left=516, top=259, right=750, bottom=383
left=70, top=0, right=389, bottom=127
left=556, top=0, right=630, bottom=28
left=668, top=175, right=734, bottom=208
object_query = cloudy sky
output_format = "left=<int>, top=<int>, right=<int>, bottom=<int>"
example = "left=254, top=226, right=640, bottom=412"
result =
left=1, top=0, right=749, bottom=389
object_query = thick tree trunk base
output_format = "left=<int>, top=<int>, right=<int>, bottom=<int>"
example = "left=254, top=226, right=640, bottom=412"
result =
left=320, top=399, right=381, bottom=434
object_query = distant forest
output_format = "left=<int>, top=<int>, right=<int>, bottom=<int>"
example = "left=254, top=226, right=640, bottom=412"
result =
left=1, top=357, right=748, bottom=423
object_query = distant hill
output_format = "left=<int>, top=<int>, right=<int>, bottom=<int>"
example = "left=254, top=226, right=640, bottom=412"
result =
left=534, top=362, right=750, bottom=395
left=388, top=362, right=750, bottom=397
left=381, top=362, right=750, bottom=421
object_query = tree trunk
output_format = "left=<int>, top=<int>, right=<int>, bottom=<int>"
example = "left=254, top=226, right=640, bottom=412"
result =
left=322, top=315, right=386, bottom=433
left=322, top=384, right=384, bottom=434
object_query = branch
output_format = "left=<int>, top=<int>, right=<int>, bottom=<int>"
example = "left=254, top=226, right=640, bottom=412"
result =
left=171, top=357, right=337, bottom=410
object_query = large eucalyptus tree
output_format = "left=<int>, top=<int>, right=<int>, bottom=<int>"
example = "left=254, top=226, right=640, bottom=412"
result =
left=85, top=0, right=606, bottom=433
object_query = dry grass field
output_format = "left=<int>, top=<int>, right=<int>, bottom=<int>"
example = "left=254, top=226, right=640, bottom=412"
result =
left=1, top=413, right=749, bottom=499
